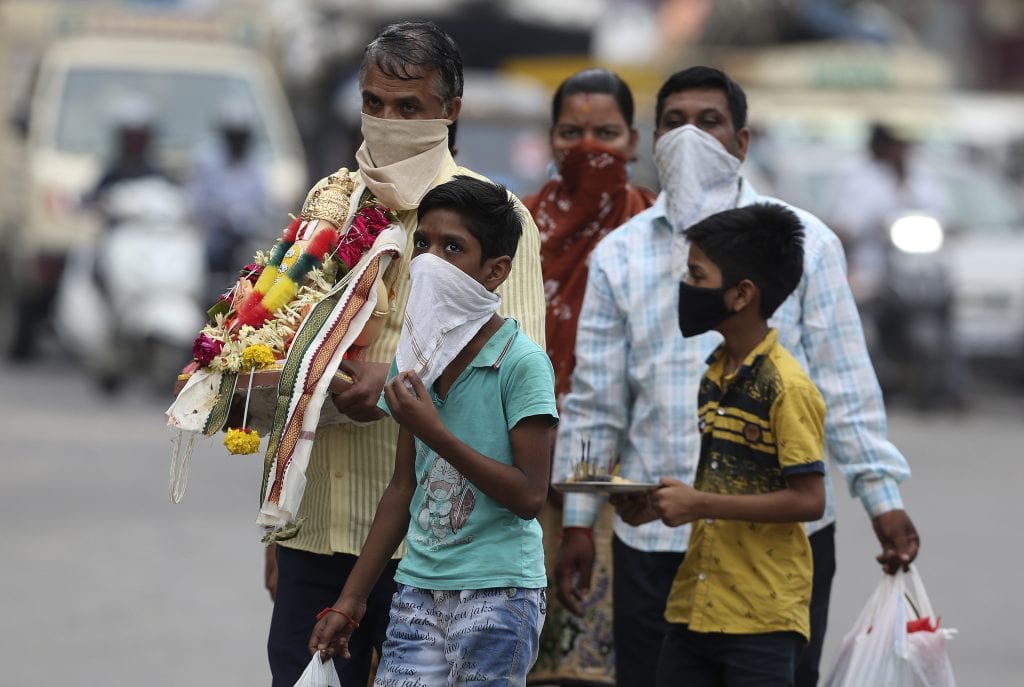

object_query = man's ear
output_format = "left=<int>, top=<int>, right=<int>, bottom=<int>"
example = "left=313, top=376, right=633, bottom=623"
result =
left=482, top=255, right=512, bottom=291
left=734, top=127, right=751, bottom=162
left=446, top=95, right=462, bottom=122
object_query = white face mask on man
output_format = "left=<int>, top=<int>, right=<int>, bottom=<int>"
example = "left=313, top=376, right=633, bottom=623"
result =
left=395, top=253, right=501, bottom=390
left=654, top=124, right=743, bottom=277
left=356, top=113, right=452, bottom=210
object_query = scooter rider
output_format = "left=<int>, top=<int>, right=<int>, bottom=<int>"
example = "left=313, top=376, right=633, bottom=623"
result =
left=85, top=95, right=170, bottom=303
left=91, top=94, right=169, bottom=212
left=60, top=95, right=205, bottom=392
left=831, top=123, right=946, bottom=303
left=831, top=123, right=966, bottom=408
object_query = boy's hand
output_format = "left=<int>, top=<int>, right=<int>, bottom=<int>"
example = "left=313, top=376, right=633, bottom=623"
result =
left=383, top=371, right=444, bottom=441
left=650, top=477, right=704, bottom=527
left=308, top=597, right=366, bottom=660
left=609, top=492, right=659, bottom=526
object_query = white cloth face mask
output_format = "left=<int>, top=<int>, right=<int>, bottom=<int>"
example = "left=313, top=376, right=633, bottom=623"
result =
left=654, top=124, right=743, bottom=278
left=396, top=253, right=501, bottom=390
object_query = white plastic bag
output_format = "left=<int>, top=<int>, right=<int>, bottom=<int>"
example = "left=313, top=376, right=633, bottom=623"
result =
left=293, top=653, right=341, bottom=687
left=824, top=565, right=956, bottom=687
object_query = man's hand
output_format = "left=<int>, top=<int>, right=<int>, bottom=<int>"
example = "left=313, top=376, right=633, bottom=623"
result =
left=264, top=543, right=278, bottom=602
left=330, top=360, right=389, bottom=422
left=872, top=509, right=920, bottom=574
left=609, top=491, right=659, bottom=526
left=308, top=597, right=367, bottom=660
left=649, top=477, right=703, bottom=527
left=555, top=528, right=595, bottom=617
left=382, top=371, right=444, bottom=441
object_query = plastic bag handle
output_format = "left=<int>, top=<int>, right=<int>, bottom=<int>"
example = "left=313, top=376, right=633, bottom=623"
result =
left=901, top=564, right=937, bottom=622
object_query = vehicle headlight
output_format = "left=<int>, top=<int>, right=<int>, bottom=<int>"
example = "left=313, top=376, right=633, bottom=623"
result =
left=889, top=214, right=944, bottom=254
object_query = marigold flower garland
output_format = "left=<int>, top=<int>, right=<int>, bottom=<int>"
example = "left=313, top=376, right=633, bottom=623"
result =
left=188, top=199, right=393, bottom=377
left=224, top=344, right=277, bottom=455
left=181, top=197, right=394, bottom=459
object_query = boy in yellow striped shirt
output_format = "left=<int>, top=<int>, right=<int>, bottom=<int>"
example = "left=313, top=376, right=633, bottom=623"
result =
left=645, top=202, right=826, bottom=686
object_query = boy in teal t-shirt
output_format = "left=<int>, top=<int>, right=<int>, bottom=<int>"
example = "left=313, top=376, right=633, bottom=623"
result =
left=309, top=176, right=557, bottom=685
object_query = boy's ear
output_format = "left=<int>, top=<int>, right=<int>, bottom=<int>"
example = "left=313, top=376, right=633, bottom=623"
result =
left=729, top=278, right=759, bottom=313
left=482, top=255, right=512, bottom=291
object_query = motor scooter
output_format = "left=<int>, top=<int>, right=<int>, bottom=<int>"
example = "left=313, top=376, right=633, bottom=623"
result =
left=53, top=176, right=207, bottom=393
left=851, top=212, right=959, bottom=408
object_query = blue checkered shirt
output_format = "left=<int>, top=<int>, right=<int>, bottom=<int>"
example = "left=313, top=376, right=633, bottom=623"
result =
left=555, top=181, right=910, bottom=552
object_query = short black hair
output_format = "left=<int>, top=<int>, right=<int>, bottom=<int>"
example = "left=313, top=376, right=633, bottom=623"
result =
left=551, top=68, right=636, bottom=127
left=684, top=203, right=804, bottom=318
left=360, top=21, right=464, bottom=113
left=656, top=66, right=747, bottom=131
left=417, top=175, right=523, bottom=261
left=868, top=121, right=905, bottom=156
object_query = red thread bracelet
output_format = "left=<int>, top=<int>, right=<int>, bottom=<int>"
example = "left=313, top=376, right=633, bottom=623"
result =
left=316, top=607, right=360, bottom=628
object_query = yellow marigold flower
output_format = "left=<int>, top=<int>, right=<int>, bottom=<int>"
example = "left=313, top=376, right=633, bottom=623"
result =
left=241, top=344, right=276, bottom=370
left=224, top=427, right=261, bottom=454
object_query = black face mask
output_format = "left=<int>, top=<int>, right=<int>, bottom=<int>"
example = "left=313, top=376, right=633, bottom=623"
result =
left=678, top=281, right=735, bottom=338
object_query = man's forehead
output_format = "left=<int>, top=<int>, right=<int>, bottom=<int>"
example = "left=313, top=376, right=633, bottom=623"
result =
left=363, top=63, right=436, bottom=91
left=663, top=88, right=730, bottom=112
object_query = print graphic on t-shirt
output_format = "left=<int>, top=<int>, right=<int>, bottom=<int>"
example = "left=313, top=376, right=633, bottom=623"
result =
left=417, top=455, right=476, bottom=544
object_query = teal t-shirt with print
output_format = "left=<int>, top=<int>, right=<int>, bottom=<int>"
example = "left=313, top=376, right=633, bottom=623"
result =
left=378, top=318, right=557, bottom=590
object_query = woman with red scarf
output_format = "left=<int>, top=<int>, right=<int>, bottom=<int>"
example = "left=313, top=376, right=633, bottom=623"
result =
left=525, top=68, right=655, bottom=686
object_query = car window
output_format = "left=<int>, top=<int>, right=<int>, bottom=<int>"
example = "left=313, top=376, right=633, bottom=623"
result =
left=53, top=67, right=273, bottom=160
left=940, top=172, right=1024, bottom=233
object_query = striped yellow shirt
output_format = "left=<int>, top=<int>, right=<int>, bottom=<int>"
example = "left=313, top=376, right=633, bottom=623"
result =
left=665, top=329, right=826, bottom=639
left=280, top=152, right=547, bottom=556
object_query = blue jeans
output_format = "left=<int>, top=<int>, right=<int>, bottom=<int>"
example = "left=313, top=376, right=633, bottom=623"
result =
left=374, top=585, right=546, bottom=686
left=656, top=624, right=806, bottom=687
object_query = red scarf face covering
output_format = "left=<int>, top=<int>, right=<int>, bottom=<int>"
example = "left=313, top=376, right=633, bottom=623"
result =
left=525, top=141, right=655, bottom=403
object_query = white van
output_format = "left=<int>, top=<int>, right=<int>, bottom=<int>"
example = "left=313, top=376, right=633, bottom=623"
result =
left=2, top=34, right=307, bottom=357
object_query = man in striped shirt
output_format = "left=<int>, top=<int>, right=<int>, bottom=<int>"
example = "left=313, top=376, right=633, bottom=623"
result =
left=553, top=66, right=921, bottom=687
left=265, top=22, right=546, bottom=687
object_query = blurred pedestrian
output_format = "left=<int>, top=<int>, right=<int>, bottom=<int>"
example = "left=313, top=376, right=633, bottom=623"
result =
left=522, top=67, right=654, bottom=687
left=553, top=66, right=920, bottom=687
left=263, top=21, right=546, bottom=687
left=188, top=101, right=274, bottom=297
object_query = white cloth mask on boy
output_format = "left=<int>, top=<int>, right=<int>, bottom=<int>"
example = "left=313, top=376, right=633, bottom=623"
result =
left=654, top=124, right=742, bottom=278
left=356, top=113, right=452, bottom=211
left=396, top=253, right=501, bottom=390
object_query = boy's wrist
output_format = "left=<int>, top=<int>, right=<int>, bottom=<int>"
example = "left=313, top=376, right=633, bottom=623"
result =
left=338, top=589, right=369, bottom=606
left=695, top=490, right=713, bottom=520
